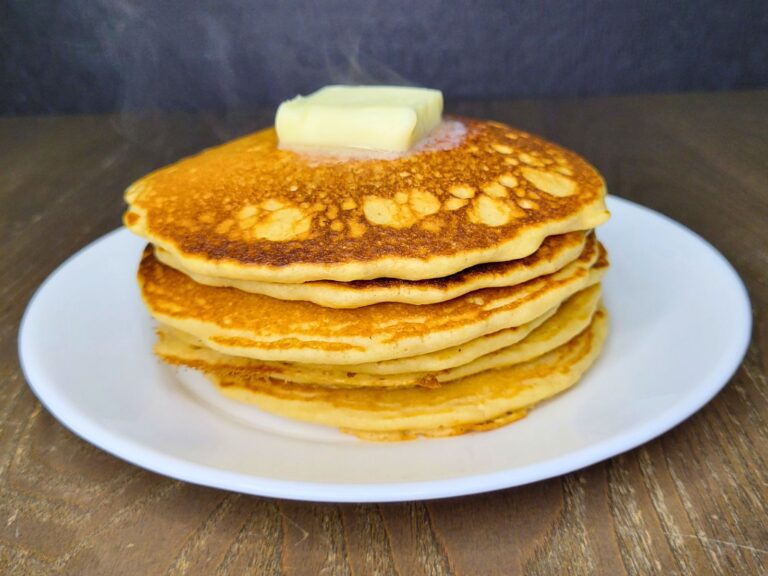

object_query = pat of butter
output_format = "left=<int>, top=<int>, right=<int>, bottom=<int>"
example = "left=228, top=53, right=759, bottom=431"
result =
left=276, top=85, right=443, bottom=152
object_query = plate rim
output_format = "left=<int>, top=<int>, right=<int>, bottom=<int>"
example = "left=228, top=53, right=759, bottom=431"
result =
left=17, top=196, right=753, bottom=502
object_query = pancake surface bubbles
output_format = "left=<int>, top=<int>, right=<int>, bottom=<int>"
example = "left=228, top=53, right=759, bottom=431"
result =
left=124, top=118, right=609, bottom=282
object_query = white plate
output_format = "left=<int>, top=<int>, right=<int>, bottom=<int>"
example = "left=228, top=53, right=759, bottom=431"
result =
left=18, top=196, right=751, bottom=502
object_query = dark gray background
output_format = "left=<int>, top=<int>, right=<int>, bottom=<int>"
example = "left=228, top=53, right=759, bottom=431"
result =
left=2, top=0, right=768, bottom=115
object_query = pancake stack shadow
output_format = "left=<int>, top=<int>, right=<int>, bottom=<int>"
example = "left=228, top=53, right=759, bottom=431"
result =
left=125, top=118, right=611, bottom=440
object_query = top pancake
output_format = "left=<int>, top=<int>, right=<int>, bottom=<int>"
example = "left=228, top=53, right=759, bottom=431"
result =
left=124, top=118, right=609, bottom=282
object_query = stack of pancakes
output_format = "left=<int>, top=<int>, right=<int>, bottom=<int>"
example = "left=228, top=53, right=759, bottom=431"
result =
left=124, top=118, right=610, bottom=440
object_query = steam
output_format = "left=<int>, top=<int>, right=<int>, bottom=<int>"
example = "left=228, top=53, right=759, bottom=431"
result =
left=89, top=0, right=417, bottom=159
left=319, top=30, right=418, bottom=89
left=97, top=2, right=251, bottom=158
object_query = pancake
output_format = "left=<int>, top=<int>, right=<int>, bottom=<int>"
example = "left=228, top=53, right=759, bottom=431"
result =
left=155, top=284, right=602, bottom=388
left=154, top=231, right=588, bottom=308
left=314, top=304, right=557, bottom=375
left=159, top=301, right=556, bottom=376
left=124, top=118, right=609, bottom=283
left=138, top=236, right=607, bottom=364
left=158, top=303, right=556, bottom=380
left=203, top=308, right=608, bottom=440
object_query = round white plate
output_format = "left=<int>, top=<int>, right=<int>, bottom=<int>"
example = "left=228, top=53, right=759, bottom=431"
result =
left=19, top=196, right=751, bottom=502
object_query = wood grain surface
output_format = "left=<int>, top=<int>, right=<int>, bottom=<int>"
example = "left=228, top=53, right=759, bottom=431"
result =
left=1, top=91, right=766, bottom=575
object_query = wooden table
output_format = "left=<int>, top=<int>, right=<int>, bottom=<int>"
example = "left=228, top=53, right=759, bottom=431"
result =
left=1, top=91, right=766, bottom=575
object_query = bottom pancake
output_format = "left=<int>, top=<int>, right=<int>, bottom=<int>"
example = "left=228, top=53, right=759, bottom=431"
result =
left=199, top=308, right=608, bottom=440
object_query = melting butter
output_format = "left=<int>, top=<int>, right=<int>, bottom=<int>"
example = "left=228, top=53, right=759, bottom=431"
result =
left=276, top=85, right=443, bottom=153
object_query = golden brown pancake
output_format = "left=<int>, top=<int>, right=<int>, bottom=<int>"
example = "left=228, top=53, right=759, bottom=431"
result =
left=162, top=300, right=558, bottom=375
left=158, top=303, right=555, bottom=380
left=124, top=118, right=609, bottom=282
left=155, top=284, right=601, bottom=389
left=201, top=308, right=608, bottom=440
left=138, top=235, right=607, bottom=364
left=154, top=231, right=588, bottom=308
